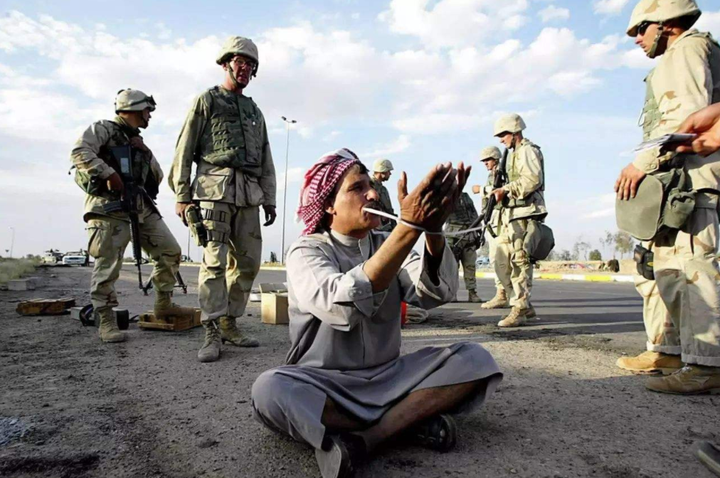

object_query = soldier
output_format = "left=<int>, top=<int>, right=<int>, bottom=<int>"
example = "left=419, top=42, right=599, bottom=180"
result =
left=71, top=89, right=190, bottom=343
left=492, top=114, right=546, bottom=327
left=170, top=36, right=277, bottom=363
left=445, top=192, right=482, bottom=303
left=473, top=146, right=511, bottom=309
left=370, top=158, right=395, bottom=232
left=615, top=0, right=720, bottom=394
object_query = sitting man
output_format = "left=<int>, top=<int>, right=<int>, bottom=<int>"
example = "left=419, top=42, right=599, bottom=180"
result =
left=251, top=149, right=503, bottom=478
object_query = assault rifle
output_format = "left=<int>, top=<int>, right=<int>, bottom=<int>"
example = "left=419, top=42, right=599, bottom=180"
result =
left=450, top=148, right=508, bottom=260
left=102, top=145, right=146, bottom=293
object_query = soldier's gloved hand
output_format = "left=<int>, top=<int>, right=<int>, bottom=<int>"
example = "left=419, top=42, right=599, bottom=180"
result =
left=262, top=205, right=277, bottom=226
left=106, top=172, right=124, bottom=192
left=176, top=202, right=192, bottom=226
left=129, top=136, right=151, bottom=154
left=397, top=162, right=471, bottom=233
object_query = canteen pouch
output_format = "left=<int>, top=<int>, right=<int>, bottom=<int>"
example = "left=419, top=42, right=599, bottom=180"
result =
left=633, top=244, right=655, bottom=281
left=524, top=220, right=555, bottom=262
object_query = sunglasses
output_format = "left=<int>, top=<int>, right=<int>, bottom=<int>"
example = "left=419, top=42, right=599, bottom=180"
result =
left=637, top=21, right=655, bottom=36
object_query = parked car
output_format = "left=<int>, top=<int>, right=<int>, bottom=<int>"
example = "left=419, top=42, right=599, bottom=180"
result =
left=476, top=256, right=490, bottom=268
left=62, top=254, right=87, bottom=266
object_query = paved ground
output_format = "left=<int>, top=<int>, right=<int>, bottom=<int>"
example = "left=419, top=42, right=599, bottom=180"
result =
left=0, top=264, right=718, bottom=478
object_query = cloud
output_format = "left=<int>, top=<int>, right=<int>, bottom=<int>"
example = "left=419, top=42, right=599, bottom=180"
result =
left=593, top=0, right=632, bottom=16
left=378, top=0, right=531, bottom=49
left=360, top=135, right=412, bottom=158
left=696, top=10, right=720, bottom=35
left=539, top=6, right=570, bottom=23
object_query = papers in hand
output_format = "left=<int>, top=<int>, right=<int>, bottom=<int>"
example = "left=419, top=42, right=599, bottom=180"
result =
left=634, top=133, right=697, bottom=153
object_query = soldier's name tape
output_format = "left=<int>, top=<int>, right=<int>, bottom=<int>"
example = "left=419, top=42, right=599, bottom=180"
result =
left=362, top=208, right=485, bottom=237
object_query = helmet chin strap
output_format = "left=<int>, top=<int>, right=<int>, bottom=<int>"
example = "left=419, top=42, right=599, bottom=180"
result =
left=647, top=22, right=664, bottom=59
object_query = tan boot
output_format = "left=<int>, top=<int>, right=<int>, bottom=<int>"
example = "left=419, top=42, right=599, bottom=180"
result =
left=645, top=365, right=720, bottom=395
left=154, top=291, right=195, bottom=318
left=616, top=351, right=683, bottom=375
left=198, top=321, right=221, bottom=363
left=219, top=316, right=259, bottom=347
left=96, top=307, right=125, bottom=343
left=497, top=307, right=527, bottom=328
left=481, top=289, right=509, bottom=309
left=467, top=290, right=483, bottom=304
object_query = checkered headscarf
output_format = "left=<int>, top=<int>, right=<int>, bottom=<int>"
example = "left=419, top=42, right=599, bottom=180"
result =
left=297, top=148, right=361, bottom=236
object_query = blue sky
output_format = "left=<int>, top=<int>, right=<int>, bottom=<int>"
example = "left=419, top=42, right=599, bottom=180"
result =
left=0, top=0, right=719, bottom=260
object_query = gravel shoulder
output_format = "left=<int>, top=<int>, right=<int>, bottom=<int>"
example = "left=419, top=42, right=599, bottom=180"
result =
left=0, top=266, right=718, bottom=478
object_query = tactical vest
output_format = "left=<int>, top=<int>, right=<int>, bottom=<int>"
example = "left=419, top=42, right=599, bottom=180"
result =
left=199, top=87, right=264, bottom=177
left=640, top=32, right=720, bottom=140
left=505, top=141, right=544, bottom=208
left=448, top=193, right=478, bottom=225
left=73, top=119, right=156, bottom=200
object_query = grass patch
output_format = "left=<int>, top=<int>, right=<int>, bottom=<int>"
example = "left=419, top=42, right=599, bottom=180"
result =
left=0, top=259, right=38, bottom=285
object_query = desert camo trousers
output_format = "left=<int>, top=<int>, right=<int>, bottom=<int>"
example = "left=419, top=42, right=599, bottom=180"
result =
left=86, top=209, right=181, bottom=312
left=197, top=201, right=262, bottom=324
left=446, top=224, right=477, bottom=291
left=496, top=216, right=533, bottom=310
left=487, top=229, right=506, bottom=293
left=635, top=200, right=720, bottom=367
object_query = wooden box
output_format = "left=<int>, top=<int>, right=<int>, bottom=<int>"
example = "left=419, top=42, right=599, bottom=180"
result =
left=261, top=293, right=289, bottom=325
left=16, top=298, right=75, bottom=316
left=138, top=308, right=202, bottom=331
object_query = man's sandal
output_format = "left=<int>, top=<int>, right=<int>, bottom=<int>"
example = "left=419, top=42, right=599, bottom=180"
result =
left=407, top=414, right=457, bottom=452
left=315, top=433, right=366, bottom=478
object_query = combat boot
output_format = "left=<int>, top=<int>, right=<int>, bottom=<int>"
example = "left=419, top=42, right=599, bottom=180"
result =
left=526, top=304, right=537, bottom=320
left=497, top=307, right=527, bottom=328
left=198, top=321, right=221, bottom=363
left=219, top=316, right=259, bottom=347
left=616, top=351, right=683, bottom=375
left=481, top=288, right=509, bottom=309
left=154, top=291, right=195, bottom=318
left=467, top=290, right=483, bottom=303
left=645, top=365, right=720, bottom=395
left=96, top=307, right=125, bottom=343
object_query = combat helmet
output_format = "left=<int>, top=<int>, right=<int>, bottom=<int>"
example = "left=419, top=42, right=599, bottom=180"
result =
left=373, top=158, right=394, bottom=173
left=627, top=0, right=701, bottom=37
left=216, top=36, right=259, bottom=76
left=480, top=146, right=502, bottom=161
left=115, top=89, right=156, bottom=113
left=494, top=113, right=526, bottom=137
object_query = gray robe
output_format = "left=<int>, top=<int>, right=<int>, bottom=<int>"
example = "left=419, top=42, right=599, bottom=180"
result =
left=251, top=230, right=503, bottom=449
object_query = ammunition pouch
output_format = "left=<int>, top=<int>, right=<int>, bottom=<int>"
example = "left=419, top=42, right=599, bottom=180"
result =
left=616, top=167, right=695, bottom=241
left=524, top=220, right=555, bottom=262
left=633, top=244, right=655, bottom=280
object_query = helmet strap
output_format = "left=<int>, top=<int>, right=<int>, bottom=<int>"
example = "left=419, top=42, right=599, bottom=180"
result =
left=648, top=22, right=664, bottom=59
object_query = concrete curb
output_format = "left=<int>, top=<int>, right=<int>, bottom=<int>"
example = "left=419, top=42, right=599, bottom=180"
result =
left=182, top=264, right=635, bottom=284
left=475, top=271, right=634, bottom=283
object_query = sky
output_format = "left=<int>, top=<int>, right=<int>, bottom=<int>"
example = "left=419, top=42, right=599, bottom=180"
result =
left=0, top=0, right=719, bottom=261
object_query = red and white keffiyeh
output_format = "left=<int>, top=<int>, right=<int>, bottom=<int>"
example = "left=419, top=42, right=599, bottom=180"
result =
left=297, top=148, right=361, bottom=236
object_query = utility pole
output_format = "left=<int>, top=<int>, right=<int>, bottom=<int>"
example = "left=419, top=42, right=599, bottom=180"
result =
left=9, top=227, right=15, bottom=259
left=280, top=116, right=297, bottom=263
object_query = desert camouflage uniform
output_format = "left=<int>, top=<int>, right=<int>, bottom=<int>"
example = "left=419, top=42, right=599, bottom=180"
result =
left=446, top=192, right=480, bottom=293
left=71, top=117, right=181, bottom=313
left=169, top=86, right=276, bottom=324
left=632, top=30, right=720, bottom=366
left=482, top=167, right=508, bottom=296
left=496, top=139, right=546, bottom=310
left=370, top=177, right=395, bottom=232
